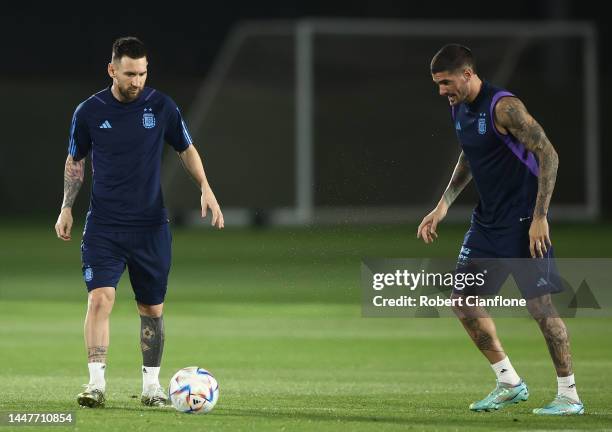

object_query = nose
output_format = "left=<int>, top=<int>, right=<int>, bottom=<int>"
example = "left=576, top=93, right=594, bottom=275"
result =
left=439, top=86, right=446, bottom=96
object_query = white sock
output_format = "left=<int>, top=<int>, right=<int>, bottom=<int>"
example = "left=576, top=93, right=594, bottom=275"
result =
left=557, top=374, right=580, bottom=402
left=491, top=356, right=521, bottom=386
left=88, top=362, right=106, bottom=390
left=142, top=366, right=160, bottom=391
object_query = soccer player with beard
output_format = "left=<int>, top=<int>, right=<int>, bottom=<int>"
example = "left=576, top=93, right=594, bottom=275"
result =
left=54, top=37, right=224, bottom=408
left=417, top=44, right=583, bottom=416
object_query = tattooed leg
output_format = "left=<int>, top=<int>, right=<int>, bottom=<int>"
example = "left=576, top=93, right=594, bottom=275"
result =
left=538, top=318, right=573, bottom=377
left=452, top=295, right=506, bottom=363
left=140, top=315, right=165, bottom=367
left=88, top=346, right=108, bottom=363
left=84, top=288, right=115, bottom=363
left=527, top=295, right=573, bottom=377
left=459, top=318, right=507, bottom=363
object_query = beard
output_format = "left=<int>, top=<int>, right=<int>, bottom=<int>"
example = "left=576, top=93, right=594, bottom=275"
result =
left=118, top=85, right=143, bottom=102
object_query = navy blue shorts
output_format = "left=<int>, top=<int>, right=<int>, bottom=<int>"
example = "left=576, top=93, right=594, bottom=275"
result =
left=80, top=225, right=172, bottom=305
left=454, top=221, right=563, bottom=299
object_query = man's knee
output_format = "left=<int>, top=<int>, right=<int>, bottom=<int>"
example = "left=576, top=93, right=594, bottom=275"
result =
left=88, top=287, right=115, bottom=314
left=527, top=294, right=558, bottom=320
left=451, top=294, right=489, bottom=320
left=451, top=293, right=467, bottom=317
left=137, top=302, right=164, bottom=318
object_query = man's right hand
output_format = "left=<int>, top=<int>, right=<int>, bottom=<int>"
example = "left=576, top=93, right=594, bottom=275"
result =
left=417, top=203, right=448, bottom=244
left=55, top=208, right=74, bottom=241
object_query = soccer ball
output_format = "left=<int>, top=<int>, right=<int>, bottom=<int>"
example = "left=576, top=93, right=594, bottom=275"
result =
left=169, top=366, right=219, bottom=414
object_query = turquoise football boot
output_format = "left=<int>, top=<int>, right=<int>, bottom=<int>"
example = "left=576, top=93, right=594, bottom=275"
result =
left=469, top=380, right=529, bottom=412
left=533, top=395, right=584, bottom=415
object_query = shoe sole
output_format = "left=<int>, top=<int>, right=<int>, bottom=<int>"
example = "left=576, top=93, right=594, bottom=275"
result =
left=533, top=407, right=585, bottom=415
left=471, top=390, right=529, bottom=412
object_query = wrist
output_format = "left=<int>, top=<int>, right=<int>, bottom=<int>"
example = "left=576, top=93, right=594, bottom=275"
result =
left=436, top=199, right=449, bottom=214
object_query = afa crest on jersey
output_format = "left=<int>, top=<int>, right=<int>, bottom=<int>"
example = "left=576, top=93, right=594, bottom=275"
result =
left=143, top=108, right=156, bottom=129
left=478, top=113, right=487, bottom=135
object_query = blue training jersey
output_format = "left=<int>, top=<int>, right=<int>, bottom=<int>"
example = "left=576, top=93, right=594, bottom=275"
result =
left=68, top=86, right=193, bottom=232
left=452, top=81, right=539, bottom=229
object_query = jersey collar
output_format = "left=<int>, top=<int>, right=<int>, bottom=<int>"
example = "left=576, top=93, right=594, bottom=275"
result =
left=465, top=81, right=488, bottom=112
left=105, top=86, right=149, bottom=108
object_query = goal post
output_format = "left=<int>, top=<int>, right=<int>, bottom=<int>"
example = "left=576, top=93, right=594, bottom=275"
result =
left=163, top=19, right=599, bottom=226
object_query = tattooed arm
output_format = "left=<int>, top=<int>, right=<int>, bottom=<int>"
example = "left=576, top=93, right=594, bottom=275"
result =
left=494, top=97, right=559, bottom=258
left=54, top=155, right=85, bottom=241
left=417, top=151, right=472, bottom=244
left=442, top=151, right=473, bottom=208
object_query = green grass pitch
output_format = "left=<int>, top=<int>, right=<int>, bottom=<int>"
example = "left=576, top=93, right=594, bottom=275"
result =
left=1, top=222, right=611, bottom=431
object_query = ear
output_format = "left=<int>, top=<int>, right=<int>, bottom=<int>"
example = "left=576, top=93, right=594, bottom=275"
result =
left=107, top=62, right=116, bottom=79
left=463, top=67, right=473, bottom=81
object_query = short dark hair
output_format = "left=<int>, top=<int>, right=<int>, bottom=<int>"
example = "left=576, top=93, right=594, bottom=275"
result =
left=112, top=36, right=147, bottom=62
left=430, top=44, right=476, bottom=74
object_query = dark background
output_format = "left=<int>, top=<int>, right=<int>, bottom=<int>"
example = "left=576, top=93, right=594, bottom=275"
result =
left=1, top=0, right=609, bottom=219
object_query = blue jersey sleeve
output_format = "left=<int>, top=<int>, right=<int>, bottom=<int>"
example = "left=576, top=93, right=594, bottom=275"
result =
left=164, top=97, right=193, bottom=152
left=67, top=103, right=91, bottom=161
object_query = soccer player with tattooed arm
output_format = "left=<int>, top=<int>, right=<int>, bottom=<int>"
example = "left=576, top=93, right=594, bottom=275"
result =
left=54, top=36, right=224, bottom=408
left=417, top=44, right=583, bottom=416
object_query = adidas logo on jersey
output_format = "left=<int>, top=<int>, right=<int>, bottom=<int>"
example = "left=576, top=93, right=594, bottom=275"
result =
left=99, top=120, right=112, bottom=129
